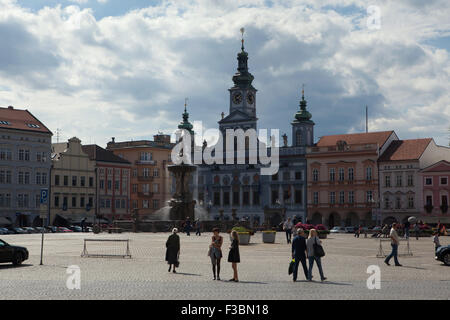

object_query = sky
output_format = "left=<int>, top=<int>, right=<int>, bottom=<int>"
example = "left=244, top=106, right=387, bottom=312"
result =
left=0, top=0, right=449, bottom=147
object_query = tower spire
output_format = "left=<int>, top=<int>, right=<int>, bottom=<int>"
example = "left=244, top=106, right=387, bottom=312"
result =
left=294, top=84, right=313, bottom=123
left=178, top=98, right=193, bottom=133
left=240, top=27, right=245, bottom=51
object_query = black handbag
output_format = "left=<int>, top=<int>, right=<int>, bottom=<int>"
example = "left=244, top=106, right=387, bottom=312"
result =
left=288, top=259, right=295, bottom=275
left=313, top=237, right=325, bottom=257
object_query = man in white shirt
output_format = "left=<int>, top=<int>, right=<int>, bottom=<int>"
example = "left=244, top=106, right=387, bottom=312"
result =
left=384, top=223, right=402, bottom=266
left=283, top=218, right=294, bottom=244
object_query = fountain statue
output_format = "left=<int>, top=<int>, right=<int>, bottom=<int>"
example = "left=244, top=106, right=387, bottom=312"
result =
left=167, top=162, right=197, bottom=221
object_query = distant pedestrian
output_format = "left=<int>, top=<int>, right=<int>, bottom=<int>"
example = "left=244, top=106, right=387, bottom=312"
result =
left=209, top=228, right=223, bottom=280
left=228, top=230, right=240, bottom=282
left=283, top=218, right=294, bottom=244
left=433, top=232, right=441, bottom=252
left=437, top=220, right=442, bottom=236
left=354, top=225, right=361, bottom=238
left=195, top=219, right=202, bottom=236
left=80, top=218, right=86, bottom=232
left=306, top=229, right=327, bottom=281
left=384, top=223, right=402, bottom=267
left=382, top=224, right=389, bottom=238
left=184, top=217, right=192, bottom=236
left=404, top=220, right=410, bottom=239
left=414, top=223, right=420, bottom=240
left=291, top=228, right=308, bottom=282
left=166, top=228, right=180, bottom=273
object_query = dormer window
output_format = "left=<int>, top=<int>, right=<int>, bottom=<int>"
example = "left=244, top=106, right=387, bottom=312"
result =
left=0, top=120, right=10, bottom=125
left=27, top=123, right=40, bottom=128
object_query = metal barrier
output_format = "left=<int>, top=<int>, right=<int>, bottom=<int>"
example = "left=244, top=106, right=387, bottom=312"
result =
left=81, top=239, right=132, bottom=258
left=376, top=238, right=413, bottom=258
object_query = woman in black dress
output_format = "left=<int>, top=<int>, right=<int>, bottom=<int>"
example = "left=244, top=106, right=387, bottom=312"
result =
left=166, top=228, right=180, bottom=273
left=228, top=230, right=240, bottom=282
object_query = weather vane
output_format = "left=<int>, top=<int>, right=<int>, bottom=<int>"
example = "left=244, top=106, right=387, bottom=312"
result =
left=184, top=97, right=188, bottom=112
left=240, top=27, right=245, bottom=50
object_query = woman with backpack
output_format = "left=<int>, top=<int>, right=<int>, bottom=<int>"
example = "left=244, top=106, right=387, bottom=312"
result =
left=306, top=229, right=327, bottom=282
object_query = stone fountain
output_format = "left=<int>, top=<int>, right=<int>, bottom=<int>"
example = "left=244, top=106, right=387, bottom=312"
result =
left=167, top=162, right=197, bottom=221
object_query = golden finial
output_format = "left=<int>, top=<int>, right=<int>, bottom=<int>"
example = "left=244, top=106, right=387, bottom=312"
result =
left=184, top=97, right=188, bottom=112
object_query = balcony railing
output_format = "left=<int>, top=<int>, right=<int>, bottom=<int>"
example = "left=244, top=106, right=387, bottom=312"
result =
left=135, top=160, right=157, bottom=165
left=137, top=176, right=154, bottom=182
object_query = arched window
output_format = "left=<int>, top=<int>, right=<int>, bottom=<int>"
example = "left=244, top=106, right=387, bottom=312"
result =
left=296, top=130, right=302, bottom=146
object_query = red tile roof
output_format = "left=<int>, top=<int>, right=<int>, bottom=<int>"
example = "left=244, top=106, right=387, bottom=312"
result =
left=378, top=139, right=432, bottom=162
left=316, top=131, right=394, bottom=147
left=0, top=106, right=52, bottom=134
left=82, top=145, right=131, bottom=164
left=421, top=160, right=450, bottom=173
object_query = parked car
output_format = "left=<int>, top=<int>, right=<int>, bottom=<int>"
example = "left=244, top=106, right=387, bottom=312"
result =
left=345, top=226, right=356, bottom=233
left=34, top=227, right=48, bottom=233
left=330, top=226, right=346, bottom=233
left=435, top=245, right=450, bottom=266
left=68, top=226, right=82, bottom=232
left=0, top=239, right=29, bottom=265
left=0, top=228, right=9, bottom=235
left=46, top=226, right=58, bottom=233
left=9, top=228, right=27, bottom=234
left=57, top=227, right=73, bottom=233
left=22, top=227, right=37, bottom=234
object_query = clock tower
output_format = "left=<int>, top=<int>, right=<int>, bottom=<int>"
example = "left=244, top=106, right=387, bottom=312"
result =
left=219, top=29, right=258, bottom=133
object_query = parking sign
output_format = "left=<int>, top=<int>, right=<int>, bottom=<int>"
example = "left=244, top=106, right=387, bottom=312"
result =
left=40, top=189, right=48, bottom=204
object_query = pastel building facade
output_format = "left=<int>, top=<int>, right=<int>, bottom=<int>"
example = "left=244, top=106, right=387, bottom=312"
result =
left=106, top=134, right=173, bottom=218
left=0, top=106, right=52, bottom=227
left=82, top=145, right=132, bottom=220
left=378, top=139, right=450, bottom=225
left=420, top=160, right=450, bottom=223
left=50, top=137, right=96, bottom=224
left=306, top=131, right=398, bottom=228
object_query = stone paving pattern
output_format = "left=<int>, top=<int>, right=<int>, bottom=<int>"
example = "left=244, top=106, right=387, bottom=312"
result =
left=0, top=232, right=449, bottom=299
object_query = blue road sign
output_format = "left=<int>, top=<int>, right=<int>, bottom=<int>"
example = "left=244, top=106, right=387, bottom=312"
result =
left=40, top=189, right=48, bottom=204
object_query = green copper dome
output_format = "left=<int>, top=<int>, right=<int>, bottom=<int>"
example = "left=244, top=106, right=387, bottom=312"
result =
left=178, top=105, right=193, bottom=133
left=294, top=90, right=313, bottom=123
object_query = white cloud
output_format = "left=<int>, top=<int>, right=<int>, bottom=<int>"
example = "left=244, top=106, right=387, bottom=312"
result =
left=0, top=0, right=449, bottom=147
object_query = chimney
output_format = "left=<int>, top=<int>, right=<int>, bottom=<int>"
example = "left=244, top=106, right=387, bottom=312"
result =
left=111, top=137, right=115, bottom=143
left=7, top=106, right=13, bottom=109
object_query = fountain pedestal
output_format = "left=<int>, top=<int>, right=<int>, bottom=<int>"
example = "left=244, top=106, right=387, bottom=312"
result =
left=168, top=163, right=197, bottom=221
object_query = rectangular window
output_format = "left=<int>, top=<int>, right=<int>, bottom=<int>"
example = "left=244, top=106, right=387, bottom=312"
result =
left=143, top=168, right=149, bottom=177
left=115, top=199, right=121, bottom=209
left=132, top=184, right=138, bottom=193
left=153, top=168, right=159, bottom=177
left=233, top=191, right=239, bottom=205
left=395, top=197, right=401, bottom=209
left=72, top=197, right=77, bottom=208
left=80, top=176, right=85, bottom=187
left=214, top=192, right=220, bottom=206
left=153, top=183, right=159, bottom=193
left=339, top=191, right=345, bottom=204
left=18, top=149, right=24, bottom=161
left=36, top=172, right=41, bottom=185
left=330, top=192, right=336, bottom=204
left=396, top=175, right=402, bottom=187
left=441, top=177, right=448, bottom=185
left=384, top=197, right=390, bottom=209
left=153, top=199, right=159, bottom=209
left=407, top=175, right=414, bottom=187
left=442, top=195, right=448, bottom=206
left=295, top=171, right=302, bottom=180
left=55, top=175, right=60, bottom=186
left=408, top=196, right=414, bottom=209
left=25, top=150, right=30, bottom=161
left=348, top=168, right=354, bottom=181
left=89, top=177, right=94, bottom=187
left=329, top=168, right=335, bottom=182
left=271, top=190, right=279, bottom=204
left=132, top=200, right=138, bottom=209
left=18, top=171, right=24, bottom=184
left=366, top=167, right=372, bottom=180
left=426, top=195, right=432, bottom=206
left=283, top=171, right=290, bottom=181
left=425, top=177, right=432, bottom=186
left=338, top=168, right=345, bottom=181
left=115, top=180, right=120, bottom=190
left=253, top=191, right=260, bottom=205
left=107, top=180, right=112, bottom=190
left=312, top=169, right=319, bottom=182
left=72, top=176, right=77, bottom=186
left=54, top=196, right=59, bottom=207
left=243, top=191, right=249, bottom=205
left=295, top=190, right=302, bottom=204
left=80, top=197, right=85, bottom=208
left=313, top=192, right=319, bottom=205
left=366, top=191, right=373, bottom=203
left=64, top=175, right=68, bottom=186
left=385, top=175, right=391, bottom=187
left=349, top=191, right=354, bottom=204
left=100, top=180, right=105, bottom=189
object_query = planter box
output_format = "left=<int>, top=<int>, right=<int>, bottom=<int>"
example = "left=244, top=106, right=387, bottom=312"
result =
left=232, top=232, right=251, bottom=245
left=262, top=232, right=276, bottom=243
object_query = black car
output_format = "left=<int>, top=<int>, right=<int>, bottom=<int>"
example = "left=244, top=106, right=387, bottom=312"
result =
left=0, top=239, right=29, bottom=265
left=435, top=245, right=450, bottom=266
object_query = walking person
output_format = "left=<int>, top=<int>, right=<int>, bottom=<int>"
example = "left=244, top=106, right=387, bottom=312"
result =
left=209, top=227, right=223, bottom=280
left=195, top=219, right=202, bottom=236
left=283, top=218, right=294, bottom=244
left=306, top=229, right=327, bottom=281
left=404, top=220, right=410, bottom=239
left=414, top=222, right=420, bottom=240
left=384, top=223, right=402, bottom=266
left=291, top=228, right=308, bottom=282
left=184, top=217, right=192, bottom=236
left=433, top=231, right=441, bottom=252
left=166, top=228, right=180, bottom=273
left=228, top=230, right=240, bottom=282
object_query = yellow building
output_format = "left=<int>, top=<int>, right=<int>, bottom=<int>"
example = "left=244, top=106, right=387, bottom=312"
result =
left=50, top=137, right=96, bottom=225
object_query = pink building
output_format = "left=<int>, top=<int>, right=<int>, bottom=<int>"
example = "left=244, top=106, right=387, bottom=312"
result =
left=420, top=160, right=450, bottom=223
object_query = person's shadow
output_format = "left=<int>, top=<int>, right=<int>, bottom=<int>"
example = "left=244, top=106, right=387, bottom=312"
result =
left=0, top=263, right=33, bottom=269
left=173, top=272, right=202, bottom=276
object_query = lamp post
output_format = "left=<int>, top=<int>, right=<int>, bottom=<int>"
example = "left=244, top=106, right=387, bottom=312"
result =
left=40, top=157, right=52, bottom=266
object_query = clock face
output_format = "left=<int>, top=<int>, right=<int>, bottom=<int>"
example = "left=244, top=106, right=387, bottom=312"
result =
left=232, top=92, right=242, bottom=104
left=246, top=92, right=254, bottom=104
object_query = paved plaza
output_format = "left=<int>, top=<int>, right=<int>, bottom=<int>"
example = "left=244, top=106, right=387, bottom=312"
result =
left=0, top=232, right=449, bottom=300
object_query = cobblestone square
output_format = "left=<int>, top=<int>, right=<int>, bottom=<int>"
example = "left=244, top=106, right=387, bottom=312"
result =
left=0, top=232, right=449, bottom=300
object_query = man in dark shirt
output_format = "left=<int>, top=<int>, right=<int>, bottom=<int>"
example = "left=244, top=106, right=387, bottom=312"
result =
left=291, top=228, right=308, bottom=282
